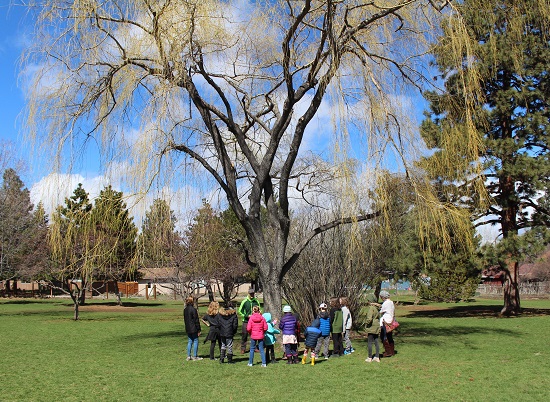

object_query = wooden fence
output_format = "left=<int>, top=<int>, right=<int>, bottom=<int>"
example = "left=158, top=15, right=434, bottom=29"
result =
left=477, top=281, right=550, bottom=296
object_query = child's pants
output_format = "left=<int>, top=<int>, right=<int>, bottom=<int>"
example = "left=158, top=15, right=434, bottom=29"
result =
left=367, top=333, right=380, bottom=358
left=220, top=336, right=234, bottom=355
left=343, top=329, right=353, bottom=350
left=284, top=343, right=298, bottom=357
left=314, top=335, right=330, bottom=357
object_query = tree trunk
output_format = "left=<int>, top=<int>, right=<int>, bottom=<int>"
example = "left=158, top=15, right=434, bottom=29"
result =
left=501, top=259, right=520, bottom=316
left=69, top=290, right=80, bottom=321
left=78, top=288, right=86, bottom=306
left=206, top=283, right=215, bottom=302
left=260, top=271, right=283, bottom=322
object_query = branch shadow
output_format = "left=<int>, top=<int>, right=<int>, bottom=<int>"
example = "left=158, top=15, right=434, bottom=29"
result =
left=404, top=304, right=550, bottom=318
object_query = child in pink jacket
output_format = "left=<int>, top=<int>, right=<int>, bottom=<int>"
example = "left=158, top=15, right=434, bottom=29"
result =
left=246, top=306, right=268, bottom=367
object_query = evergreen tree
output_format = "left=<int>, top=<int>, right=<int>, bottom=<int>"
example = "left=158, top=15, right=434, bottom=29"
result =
left=420, top=0, right=550, bottom=314
left=0, top=169, right=34, bottom=286
left=18, top=202, right=50, bottom=281
left=90, top=185, right=138, bottom=300
left=50, top=183, right=93, bottom=318
left=138, top=198, right=181, bottom=269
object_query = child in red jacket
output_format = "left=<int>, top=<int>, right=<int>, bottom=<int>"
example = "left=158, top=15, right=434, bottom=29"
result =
left=246, top=306, right=268, bottom=367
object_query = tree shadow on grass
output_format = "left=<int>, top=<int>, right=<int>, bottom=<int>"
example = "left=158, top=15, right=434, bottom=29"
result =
left=119, top=330, right=183, bottom=342
left=0, top=299, right=54, bottom=305
left=404, top=304, right=550, bottom=318
left=354, top=323, right=520, bottom=348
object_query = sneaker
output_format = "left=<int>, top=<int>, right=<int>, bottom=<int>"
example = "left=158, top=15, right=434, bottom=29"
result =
left=344, top=350, right=351, bottom=355
left=351, top=348, right=355, bottom=353
left=261, top=364, right=267, bottom=368
left=325, top=356, right=329, bottom=360
left=365, top=357, right=372, bottom=363
left=373, top=357, right=380, bottom=363
left=186, top=356, right=192, bottom=361
left=192, top=356, right=203, bottom=361
left=247, top=363, right=253, bottom=367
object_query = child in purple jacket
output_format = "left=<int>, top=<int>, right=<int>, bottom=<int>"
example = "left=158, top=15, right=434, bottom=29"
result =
left=279, top=305, right=299, bottom=364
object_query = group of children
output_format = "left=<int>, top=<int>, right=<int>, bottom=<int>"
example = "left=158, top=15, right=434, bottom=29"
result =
left=185, top=290, right=387, bottom=366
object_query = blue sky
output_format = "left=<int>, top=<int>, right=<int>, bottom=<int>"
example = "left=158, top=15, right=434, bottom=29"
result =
left=0, top=3, right=501, bottom=242
left=1, top=4, right=29, bottom=171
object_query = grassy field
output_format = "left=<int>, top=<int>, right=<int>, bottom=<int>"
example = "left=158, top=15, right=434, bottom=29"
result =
left=1, top=297, right=549, bottom=402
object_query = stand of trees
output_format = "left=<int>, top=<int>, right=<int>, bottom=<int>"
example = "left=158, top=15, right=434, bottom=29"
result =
left=421, top=0, right=550, bottom=315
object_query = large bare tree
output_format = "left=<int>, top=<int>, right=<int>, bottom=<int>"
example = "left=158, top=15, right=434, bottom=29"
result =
left=22, top=0, right=483, bottom=316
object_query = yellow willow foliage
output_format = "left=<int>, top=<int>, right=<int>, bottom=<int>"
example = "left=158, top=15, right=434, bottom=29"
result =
left=22, top=0, right=493, bottom=262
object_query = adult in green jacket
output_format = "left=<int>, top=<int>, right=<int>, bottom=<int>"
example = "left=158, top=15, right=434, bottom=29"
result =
left=238, top=288, right=260, bottom=353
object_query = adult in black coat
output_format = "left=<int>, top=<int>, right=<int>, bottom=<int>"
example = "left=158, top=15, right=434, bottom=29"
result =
left=184, top=296, right=202, bottom=361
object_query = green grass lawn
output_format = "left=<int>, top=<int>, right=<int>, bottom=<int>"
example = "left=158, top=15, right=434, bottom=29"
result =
left=1, top=297, right=549, bottom=402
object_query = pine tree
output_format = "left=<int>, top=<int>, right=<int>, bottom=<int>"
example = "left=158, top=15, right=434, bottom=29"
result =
left=50, top=183, right=93, bottom=318
left=90, top=185, right=138, bottom=303
left=138, top=198, right=180, bottom=269
left=0, top=169, right=34, bottom=289
left=421, top=0, right=550, bottom=314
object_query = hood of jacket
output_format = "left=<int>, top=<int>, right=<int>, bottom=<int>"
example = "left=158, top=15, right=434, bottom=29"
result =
left=249, top=312, right=264, bottom=323
left=262, top=312, right=272, bottom=323
left=318, top=311, right=330, bottom=319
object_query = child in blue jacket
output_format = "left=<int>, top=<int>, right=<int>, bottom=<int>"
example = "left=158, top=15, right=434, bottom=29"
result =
left=313, top=303, right=331, bottom=359
left=301, top=324, right=322, bottom=366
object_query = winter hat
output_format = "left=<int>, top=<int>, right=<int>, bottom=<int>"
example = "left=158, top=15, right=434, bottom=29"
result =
left=319, top=303, right=328, bottom=309
left=379, top=290, right=390, bottom=299
left=283, top=305, right=292, bottom=313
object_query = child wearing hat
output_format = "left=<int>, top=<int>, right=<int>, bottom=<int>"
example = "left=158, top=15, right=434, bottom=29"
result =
left=263, top=312, right=280, bottom=364
left=313, top=303, right=331, bottom=359
left=279, top=305, right=299, bottom=364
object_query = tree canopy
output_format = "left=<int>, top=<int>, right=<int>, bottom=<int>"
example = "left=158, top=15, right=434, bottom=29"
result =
left=23, top=0, right=486, bottom=315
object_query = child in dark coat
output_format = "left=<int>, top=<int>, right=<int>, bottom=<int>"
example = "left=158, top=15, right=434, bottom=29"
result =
left=217, top=302, right=239, bottom=364
left=301, top=324, right=322, bottom=366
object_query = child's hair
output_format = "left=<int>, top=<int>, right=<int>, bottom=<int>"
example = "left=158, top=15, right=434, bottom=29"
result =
left=252, top=305, right=261, bottom=314
left=185, top=296, right=194, bottom=305
left=207, top=301, right=219, bottom=315
left=329, top=297, right=340, bottom=309
left=339, top=296, right=348, bottom=306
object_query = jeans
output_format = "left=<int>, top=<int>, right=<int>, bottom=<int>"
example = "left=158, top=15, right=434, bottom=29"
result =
left=381, top=325, right=394, bottom=344
left=187, top=333, right=199, bottom=357
left=248, top=339, right=266, bottom=365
